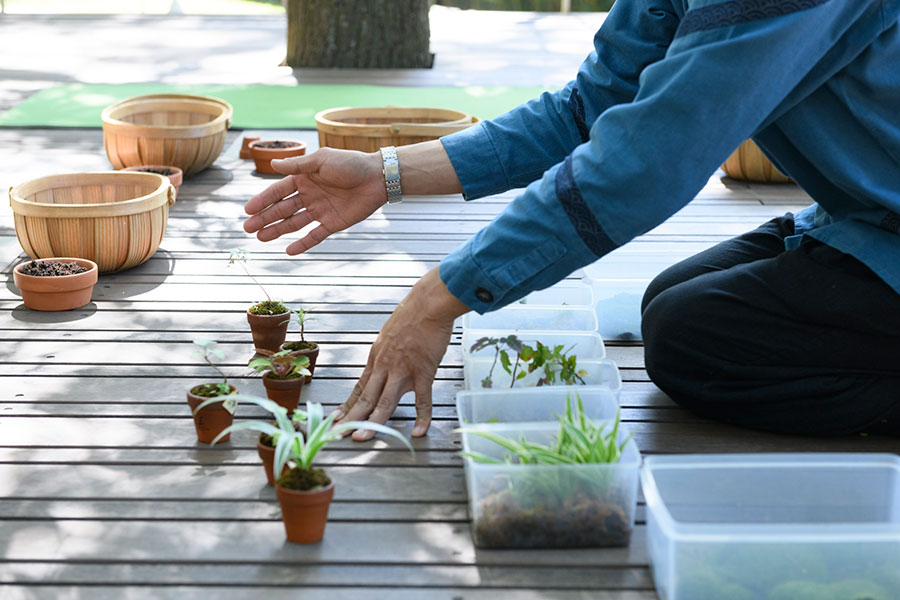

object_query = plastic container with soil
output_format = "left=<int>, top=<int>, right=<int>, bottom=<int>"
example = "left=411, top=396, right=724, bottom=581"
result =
left=461, top=421, right=641, bottom=549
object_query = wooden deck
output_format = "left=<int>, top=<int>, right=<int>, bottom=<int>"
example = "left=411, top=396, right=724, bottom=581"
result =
left=2, top=11, right=899, bottom=600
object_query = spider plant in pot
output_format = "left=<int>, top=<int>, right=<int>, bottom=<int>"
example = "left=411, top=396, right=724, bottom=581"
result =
left=228, top=248, right=290, bottom=352
left=248, top=350, right=311, bottom=412
left=188, top=340, right=238, bottom=443
left=457, top=394, right=640, bottom=549
left=279, top=307, right=319, bottom=383
left=196, top=397, right=414, bottom=543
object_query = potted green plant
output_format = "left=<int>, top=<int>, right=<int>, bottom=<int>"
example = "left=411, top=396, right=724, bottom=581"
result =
left=248, top=350, right=311, bottom=412
left=228, top=248, right=290, bottom=352
left=13, top=258, right=99, bottom=311
left=195, top=397, right=414, bottom=542
left=187, top=339, right=238, bottom=443
left=280, top=307, right=319, bottom=383
left=458, top=395, right=640, bottom=549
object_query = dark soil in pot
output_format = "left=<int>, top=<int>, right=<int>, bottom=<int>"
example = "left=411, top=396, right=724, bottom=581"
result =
left=19, top=261, right=88, bottom=276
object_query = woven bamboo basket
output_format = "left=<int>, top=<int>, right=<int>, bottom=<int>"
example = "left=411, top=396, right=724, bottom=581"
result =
left=9, top=172, right=176, bottom=273
left=315, top=106, right=479, bottom=151
left=722, top=139, right=792, bottom=183
left=102, top=94, right=233, bottom=176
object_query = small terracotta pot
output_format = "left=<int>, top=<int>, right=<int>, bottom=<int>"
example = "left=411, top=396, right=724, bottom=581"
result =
left=187, top=384, right=237, bottom=443
left=262, top=373, right=304, bottom=412
left=250, top=140, right=306, bottom=175
left=13, top=258, right=99, bottom=311
left=121, top=165, right=183, bottom=197
left=247, top=309, right=290, bottom=352
left=239, top=135, right=261, bottom=159
left=257, top=437, right=289, bottom=486
left=276, top=479, right=335, bottom=543
left=281, top=342, right=319, bottom=384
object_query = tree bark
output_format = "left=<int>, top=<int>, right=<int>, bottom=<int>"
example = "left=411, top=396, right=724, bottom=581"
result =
left=286, top=0, right=432, bottom=68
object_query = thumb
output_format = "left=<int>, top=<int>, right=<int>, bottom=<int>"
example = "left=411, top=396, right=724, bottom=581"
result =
left=270, top=151, right=322, bottom=175
left=412, top=381, right=433, bottom=437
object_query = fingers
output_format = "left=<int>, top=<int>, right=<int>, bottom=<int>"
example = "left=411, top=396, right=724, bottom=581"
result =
left=412, top=378, right=433, bottom=437
left=256, top=208, right=315, bottom=243
left=244, top=177, right=298, bottom=222
left=353, top=377, right=408, bottom=442
left=285, top=224, right=332, bottom=256
left=339, top=370, right=387, bottom=426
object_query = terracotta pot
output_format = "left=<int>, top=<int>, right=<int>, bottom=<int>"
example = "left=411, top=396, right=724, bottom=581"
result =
left=239, top=135, right=261, bottom=159
left=13, top=258, right=99, bottom=311
left=262, top=373, right=304, bottom=412
left=275, top=479, right=335, bottom=543
left=121, top=165, right=184, bottom=197
left=257, top=437, right=289, bottom=486
left=250, top=140, right=306, bottom=175
left=281, top=342, right=319, bottom=384
left=247, top=309, right=290, bottom=352
left=187, top=384, right=237, bottom=443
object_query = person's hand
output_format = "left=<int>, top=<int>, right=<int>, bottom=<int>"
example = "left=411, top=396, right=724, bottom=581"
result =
left=243, top=147, right=386, bottom=255
left=332, top=267, right=470, bottom=441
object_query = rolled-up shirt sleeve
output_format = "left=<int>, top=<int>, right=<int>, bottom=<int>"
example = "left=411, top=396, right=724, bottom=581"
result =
left=440, top=0, right=885, bottom=313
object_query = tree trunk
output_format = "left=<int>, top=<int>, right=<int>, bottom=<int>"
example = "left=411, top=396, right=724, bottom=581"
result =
left=286, top=0, right=432, bottom=68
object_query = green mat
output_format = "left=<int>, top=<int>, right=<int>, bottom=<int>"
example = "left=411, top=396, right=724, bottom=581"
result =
left=0, top=83, right=551, bottom=129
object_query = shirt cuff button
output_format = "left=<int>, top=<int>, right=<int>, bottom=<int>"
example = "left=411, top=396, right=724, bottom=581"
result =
left=475, top=288, right=493, bottom=303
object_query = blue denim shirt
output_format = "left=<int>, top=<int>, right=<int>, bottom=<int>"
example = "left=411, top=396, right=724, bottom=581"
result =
left=440, top=0, right=900, bottom=313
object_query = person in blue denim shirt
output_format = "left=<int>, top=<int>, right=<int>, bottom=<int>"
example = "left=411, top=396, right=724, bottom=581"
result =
left=245, top=0, right=900, bottom=439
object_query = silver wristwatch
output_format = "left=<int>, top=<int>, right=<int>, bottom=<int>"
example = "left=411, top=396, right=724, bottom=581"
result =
left=380, top=146, right=403, bottom=204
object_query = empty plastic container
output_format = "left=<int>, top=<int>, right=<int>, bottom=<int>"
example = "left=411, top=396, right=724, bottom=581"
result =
left=463, top=357, right=622, bottom=397
left=640, top=453, right=900, bottom=600
left=461, top=330, right=606, bottom=360
left=462, top=305, right=598, bottom=332
left=518, top=281, right=594, bottom=307
left=582, top=251, right=694, bottom=341
left=455, top=385, right=619, bottom=425
left=460, top=421, right=641, bottom=549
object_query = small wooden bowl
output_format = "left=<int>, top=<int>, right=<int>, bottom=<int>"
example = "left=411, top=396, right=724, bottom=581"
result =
left=722, top=140, right=793, bottom=183
left=315, top=106, right=478, bottom=152
left=249, top=140, right=307, bottom=175
left=9, top=171, right=175, bottom=272
left=102, top=93, right=232, bottom=175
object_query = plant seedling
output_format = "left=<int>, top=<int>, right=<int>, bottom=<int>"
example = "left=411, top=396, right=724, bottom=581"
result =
left=195, top=397, right=414, bottom=490
left=191, top=339, right=237, bottom=413
left=228, top=248, right=288, bottom=315
left=470, top=336, right=588, bottom=388
left=282, top=307, right=317, bottom=349
left=249, top=350, right=311, bottom=380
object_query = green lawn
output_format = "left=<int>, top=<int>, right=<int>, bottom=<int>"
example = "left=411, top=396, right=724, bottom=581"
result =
left=0, top=0, right=284, bottom=14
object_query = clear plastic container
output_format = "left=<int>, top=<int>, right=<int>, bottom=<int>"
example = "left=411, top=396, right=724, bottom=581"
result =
left=463, top=357, right=622, bottom=398
left=582, top=251, right=693, bottom=342
left=640, top=453, right=900, bottom=600
left=460, top=330, right=606, bottom=360
left=587, top=279, right=648, bottom=342
left=460, top=421, right=641, bottom=549
left=455, top=385, right=619, bottom=425
left=518, top=281, right=594, bottom=307
left=461, top=305, right=598, bottom=332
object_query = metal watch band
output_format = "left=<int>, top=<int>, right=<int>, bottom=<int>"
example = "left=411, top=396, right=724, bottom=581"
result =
left=380, top=146, right=403, bottom=204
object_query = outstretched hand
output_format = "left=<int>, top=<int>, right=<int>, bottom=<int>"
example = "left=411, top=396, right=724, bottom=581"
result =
left=243, top=147, right=387, bottom=255
left=331, top=267, right=471, bottom=441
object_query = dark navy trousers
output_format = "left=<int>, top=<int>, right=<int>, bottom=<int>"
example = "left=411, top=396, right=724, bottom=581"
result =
left=641, top=215, right=900, bottom=436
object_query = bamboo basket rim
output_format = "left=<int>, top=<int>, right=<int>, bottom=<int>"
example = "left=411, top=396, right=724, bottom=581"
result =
left=9, top=172, right=176, bottom=219
left=315, top=106, right=478, bottom=137
left=101, top=93, right=233, bottom=135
